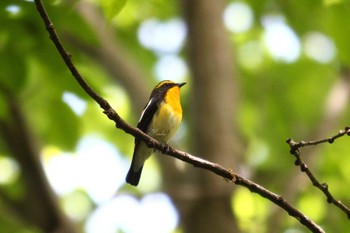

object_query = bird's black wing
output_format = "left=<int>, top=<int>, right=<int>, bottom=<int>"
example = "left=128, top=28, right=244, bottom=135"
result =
left=126, top=98, right=159, bottom=186
left=135, top=97, right=159, bottom=143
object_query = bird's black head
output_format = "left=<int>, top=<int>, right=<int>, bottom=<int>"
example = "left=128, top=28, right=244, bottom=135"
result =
left=150, top=80, right=186, bottom=98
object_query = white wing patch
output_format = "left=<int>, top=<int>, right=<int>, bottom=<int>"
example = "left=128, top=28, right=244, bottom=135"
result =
left=139, top=97, right=153, bottom=122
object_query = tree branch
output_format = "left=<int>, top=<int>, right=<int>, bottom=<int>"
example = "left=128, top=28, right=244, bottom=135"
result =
left=287, top=128, right=350, bottom=219
left=33, top=0, right=325, bottom=232
left=69, top=1, right=149, bottom=111
left=267, top=73, right=350, bottom=233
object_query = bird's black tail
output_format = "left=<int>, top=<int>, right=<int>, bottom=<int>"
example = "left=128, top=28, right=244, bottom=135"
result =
left=125, top=165, right=143, bottom=186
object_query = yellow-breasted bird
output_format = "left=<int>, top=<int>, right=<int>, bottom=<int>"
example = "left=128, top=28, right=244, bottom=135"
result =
left=126, top=80, right=186, bottom=186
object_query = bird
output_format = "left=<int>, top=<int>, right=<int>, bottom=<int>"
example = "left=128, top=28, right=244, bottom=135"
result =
left=126, top=80, right=186, bottom=186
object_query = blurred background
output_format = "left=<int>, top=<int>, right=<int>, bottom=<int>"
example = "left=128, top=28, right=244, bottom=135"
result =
left=1, top=0, right=350, bottom=232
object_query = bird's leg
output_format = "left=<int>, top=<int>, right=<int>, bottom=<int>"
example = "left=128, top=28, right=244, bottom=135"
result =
left=160, top=141, right=171, bottom=154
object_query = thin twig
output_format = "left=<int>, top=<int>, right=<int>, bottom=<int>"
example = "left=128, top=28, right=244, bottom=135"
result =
left=33, top=1, right=325, bottom=232
left=287, top=127, right=350, bottom=219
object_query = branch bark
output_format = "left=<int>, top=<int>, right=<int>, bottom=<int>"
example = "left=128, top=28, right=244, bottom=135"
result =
left=72, top=1, right=149, bottom=111
left=287, top=128, right=350, bottom=218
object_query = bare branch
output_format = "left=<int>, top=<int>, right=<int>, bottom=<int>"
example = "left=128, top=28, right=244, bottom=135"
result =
left=33, top=0, right=325, bottom=232
left=287, top=127, right=350, bottom=219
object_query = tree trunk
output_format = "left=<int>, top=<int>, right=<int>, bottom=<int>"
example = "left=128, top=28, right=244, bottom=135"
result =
left=163, top=1, right=242, bottom=232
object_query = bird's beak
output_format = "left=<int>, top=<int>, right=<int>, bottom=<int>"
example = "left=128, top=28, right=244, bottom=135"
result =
left=177, top=82, right=186, bottom=88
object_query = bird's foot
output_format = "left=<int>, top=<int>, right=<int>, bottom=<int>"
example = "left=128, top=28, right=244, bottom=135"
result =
left=160, top=141, right=171, bottom=154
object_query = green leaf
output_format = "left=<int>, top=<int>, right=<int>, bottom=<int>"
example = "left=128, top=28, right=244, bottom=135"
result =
left=46, top=99, right=81, bottom=150
left=324, top=0, right=343, bottom=6
left=0, top=41, right=27, bottom=93
left=101, top=0, right=127, bottom=21
left=0, top=94, right=9, bottom=121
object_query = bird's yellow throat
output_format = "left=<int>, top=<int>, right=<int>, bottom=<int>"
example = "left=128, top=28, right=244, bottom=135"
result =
left=165, top=86, right=182, bottom=115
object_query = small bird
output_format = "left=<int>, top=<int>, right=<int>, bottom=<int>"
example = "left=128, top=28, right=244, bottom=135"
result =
left=126, top=80, right=186, bottom=186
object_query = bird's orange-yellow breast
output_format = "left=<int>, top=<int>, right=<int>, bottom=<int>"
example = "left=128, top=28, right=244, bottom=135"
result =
left=164, top=86, right=182, bottom=116
left=146, top=86, right=183, bottom=143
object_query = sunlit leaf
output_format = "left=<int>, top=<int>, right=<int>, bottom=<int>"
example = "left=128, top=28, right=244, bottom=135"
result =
left=101, top=0, right=127, bottom=21
left=297, top=192, right=326, bottom=222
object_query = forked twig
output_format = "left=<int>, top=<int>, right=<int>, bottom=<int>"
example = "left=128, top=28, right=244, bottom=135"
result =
left=287, top=127, right=350, bottom=219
